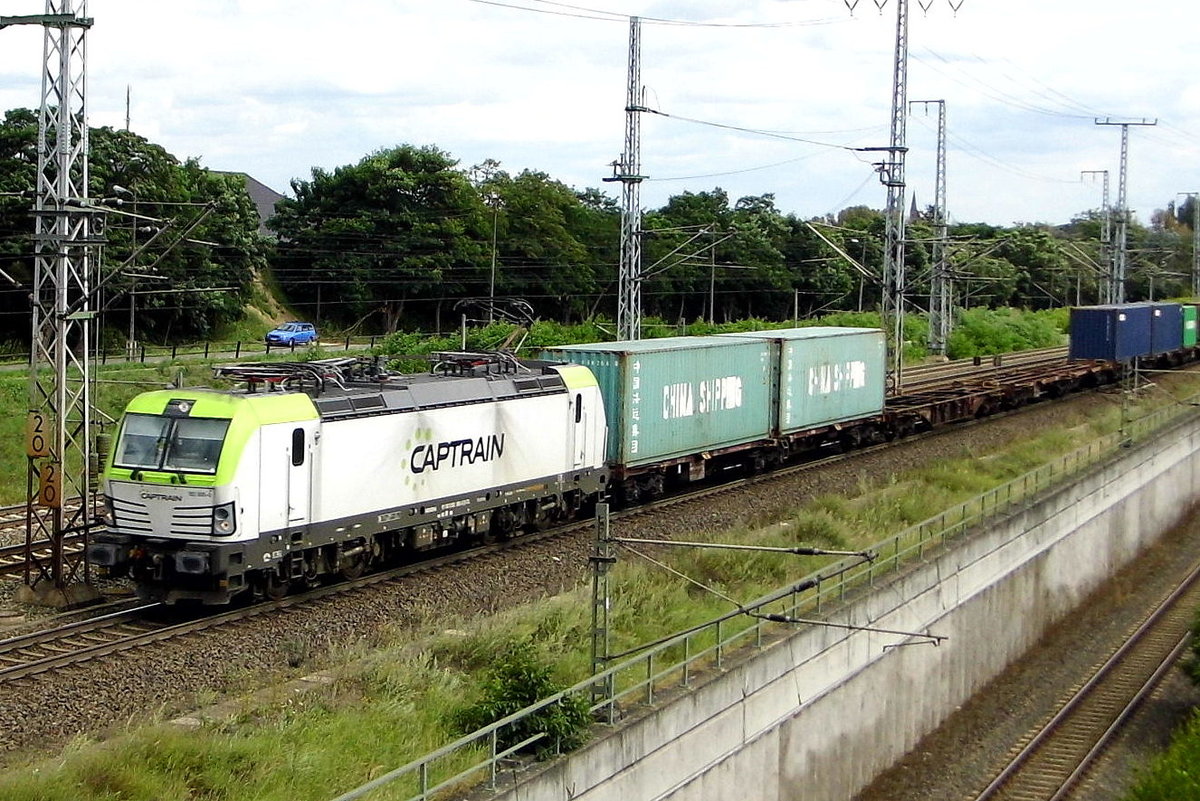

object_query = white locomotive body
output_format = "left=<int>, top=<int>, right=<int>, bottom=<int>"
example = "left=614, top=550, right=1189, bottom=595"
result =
left=89, top=355, right=608, bottom=604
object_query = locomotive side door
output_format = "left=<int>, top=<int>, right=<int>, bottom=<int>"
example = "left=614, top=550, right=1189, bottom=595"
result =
left=572, top=392, right=588, bottom=468
left=286, top=422, right=315, bottom=524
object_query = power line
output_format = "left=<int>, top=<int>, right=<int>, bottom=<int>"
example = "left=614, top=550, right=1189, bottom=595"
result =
left=466, top=0, right=846, bottom=28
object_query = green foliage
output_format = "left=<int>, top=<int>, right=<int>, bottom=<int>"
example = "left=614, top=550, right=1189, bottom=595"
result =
left=0, top=113, right=267, bottom=343
left=1187, top=609, right=1200, bottom=686
left=451, top=640, right=591, bottom=757
left=945, top=307, right=1066, bottom=359
left=1122, top=709, right=1200, bottom=800
left=271, top=144, right=486, bottom=333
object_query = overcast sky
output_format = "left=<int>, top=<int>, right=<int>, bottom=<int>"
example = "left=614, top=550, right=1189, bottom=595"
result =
left=0, top=0, right=1196, bottom=228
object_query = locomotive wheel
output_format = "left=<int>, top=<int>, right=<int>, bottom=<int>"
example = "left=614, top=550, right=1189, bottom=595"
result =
left=264, top=571, right=289, bottom=601
left=490, top=507, right=519, bottom=540
left=340, top=552, right=368, bottom=580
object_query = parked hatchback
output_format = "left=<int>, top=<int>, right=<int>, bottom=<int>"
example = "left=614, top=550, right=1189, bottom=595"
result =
left=265, top=321, right=318, bottom=346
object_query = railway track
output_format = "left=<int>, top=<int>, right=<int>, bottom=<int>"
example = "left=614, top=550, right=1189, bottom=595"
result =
left=900, top=347, right=1070, bottom=393
left=969, top=559, right=1200, bottom=801
left=0, top=535, right=86, bottom=577
left=0, top=349, right=1153, bottom=683
left=0, top=410, right=998, bottom=683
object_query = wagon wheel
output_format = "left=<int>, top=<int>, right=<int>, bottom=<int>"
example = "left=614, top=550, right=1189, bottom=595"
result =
left=264, top=571, right=290, bottom=601
left=340, top=551, right=369, bottom=580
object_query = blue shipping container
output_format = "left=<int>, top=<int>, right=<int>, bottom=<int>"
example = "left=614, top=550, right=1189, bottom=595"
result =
left=1068, top=304, right=1153, bottom=361
left=1149, top=302, right=1183, bottom=354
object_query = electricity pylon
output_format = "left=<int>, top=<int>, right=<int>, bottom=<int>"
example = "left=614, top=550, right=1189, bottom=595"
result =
left=2, top=1, right=101, bottom=608
left=1081, top=170, right=1111, bottom=303
left=1095, top=118, right=1156, bottom=304
left=912, top=99, right=949, bottom=355
left=605, top=16, right=647, bottom=342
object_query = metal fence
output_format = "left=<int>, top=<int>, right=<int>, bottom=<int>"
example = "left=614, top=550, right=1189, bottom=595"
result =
left=0, top=336, right=384, bottom=367
left=330, top=396, right=1196, bottom=801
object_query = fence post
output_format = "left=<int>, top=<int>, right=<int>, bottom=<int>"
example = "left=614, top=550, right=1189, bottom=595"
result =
left=716, top=620, right=723, bottom=669
left=490, top=729, right=499, bottom=789
left=646, top=654, right=655, bottom=705
left=345, top=336, right=351, bottom=351
left=171, top=344, right=177, bottom=359
left=235, top=341, right=242, bottom=358
left=140, top=344, right=146, bottom=363
left=204, top=342, right=210, bottom=358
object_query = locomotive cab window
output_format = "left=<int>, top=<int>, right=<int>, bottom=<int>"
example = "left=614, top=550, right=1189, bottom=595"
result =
left=114, top=413, right=230, bottom=475
left=575, top=393, right=583, bottom=423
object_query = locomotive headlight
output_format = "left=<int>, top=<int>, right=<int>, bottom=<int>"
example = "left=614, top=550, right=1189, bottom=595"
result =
left=211, top=502, right=237, bottom=536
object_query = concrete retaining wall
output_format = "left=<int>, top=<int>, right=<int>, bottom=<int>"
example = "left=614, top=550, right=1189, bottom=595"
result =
left=495, top=412, right=1200, bottom=801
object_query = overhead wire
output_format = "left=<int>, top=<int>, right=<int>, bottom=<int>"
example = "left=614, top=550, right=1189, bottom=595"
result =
left=466, top=0, right=847, bottom=28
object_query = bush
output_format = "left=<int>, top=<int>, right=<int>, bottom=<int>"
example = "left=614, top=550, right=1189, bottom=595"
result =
left=452, top=640, right=591, bottom=758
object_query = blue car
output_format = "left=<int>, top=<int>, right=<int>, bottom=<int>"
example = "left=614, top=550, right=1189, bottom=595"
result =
left=265, top=322, right=318, bottom=346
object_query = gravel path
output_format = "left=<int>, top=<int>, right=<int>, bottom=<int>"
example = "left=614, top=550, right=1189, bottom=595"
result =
left=0, top=387, right=1173, bottom=789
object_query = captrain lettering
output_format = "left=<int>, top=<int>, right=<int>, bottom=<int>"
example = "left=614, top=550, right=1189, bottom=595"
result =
left=411, top=434, right=506, bottom=473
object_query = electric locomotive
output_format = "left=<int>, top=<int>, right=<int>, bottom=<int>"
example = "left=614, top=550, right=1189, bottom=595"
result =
left=87, top=355, right=609, bottom=604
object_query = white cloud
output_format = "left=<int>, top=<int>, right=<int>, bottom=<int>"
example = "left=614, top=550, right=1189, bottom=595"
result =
left=0, top=0, right=1194, bottom=226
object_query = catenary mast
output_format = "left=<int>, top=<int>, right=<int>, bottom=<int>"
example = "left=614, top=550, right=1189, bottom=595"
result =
left=1, top=1, right=100, bottom=607
left=606, top=16, right=647, bottom=342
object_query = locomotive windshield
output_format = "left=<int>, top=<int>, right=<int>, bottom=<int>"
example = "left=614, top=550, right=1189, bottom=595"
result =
left=114, top=413, right=230, bottom=474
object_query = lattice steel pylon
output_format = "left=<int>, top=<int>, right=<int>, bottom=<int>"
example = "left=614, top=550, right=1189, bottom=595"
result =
left=12, top=1, right=101, bottom=608
left=604, top=16, right=646, bottom=342
left=912, top=99, right=949, bottom=355
left=881, top=0, right=910, bottom=390
left=1095, top=118, right=1156, bottom=305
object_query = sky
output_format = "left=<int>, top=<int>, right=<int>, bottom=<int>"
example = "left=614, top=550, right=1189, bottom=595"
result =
left=0, top=0, right=1196, bottom=228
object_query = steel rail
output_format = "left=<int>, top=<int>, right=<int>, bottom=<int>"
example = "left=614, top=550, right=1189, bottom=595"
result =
left=970, top=558, right=1200, bottom=801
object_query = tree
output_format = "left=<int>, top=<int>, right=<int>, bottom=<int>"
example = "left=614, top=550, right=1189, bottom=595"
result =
left=0, top=113, right=264, bottom=344
left=271, top=145, right=485, bottom=332
left=476, top=169, right=609, bottom=324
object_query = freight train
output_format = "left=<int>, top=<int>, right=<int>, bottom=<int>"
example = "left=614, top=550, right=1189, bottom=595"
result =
left=87, top=311, right=1179, bottom=606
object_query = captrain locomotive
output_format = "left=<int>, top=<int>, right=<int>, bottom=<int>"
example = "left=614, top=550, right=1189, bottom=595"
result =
left=88, top=354, right=609, bottom=604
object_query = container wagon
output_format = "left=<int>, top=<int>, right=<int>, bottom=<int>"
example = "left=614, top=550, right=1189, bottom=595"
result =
left=720, top=327, right=886, bottom=437
left=540, top=336, right=774, bottom=501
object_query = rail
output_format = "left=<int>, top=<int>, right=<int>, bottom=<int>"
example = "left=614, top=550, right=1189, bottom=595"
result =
left=328, top=390, right=1200, bottom=801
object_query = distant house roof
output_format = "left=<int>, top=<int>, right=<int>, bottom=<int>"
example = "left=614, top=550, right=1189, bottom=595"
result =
left=217, top=172, right=285, bottom=238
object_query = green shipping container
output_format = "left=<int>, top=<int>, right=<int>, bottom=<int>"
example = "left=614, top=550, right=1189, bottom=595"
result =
left=720, top=327, right=887, bottom=435
left=540, top=336, right=773, bottom=468
left=1184, top=304, right=1198, bottom=348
